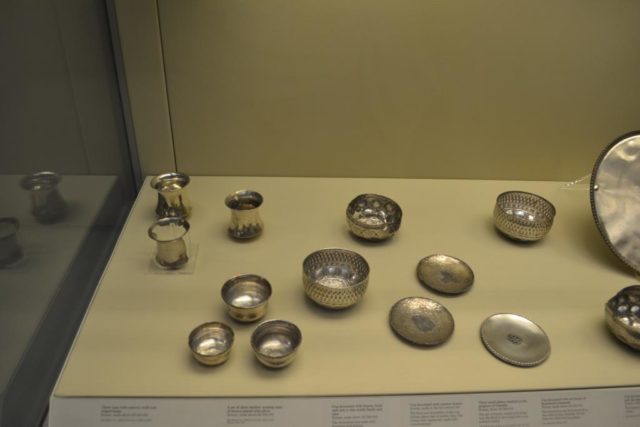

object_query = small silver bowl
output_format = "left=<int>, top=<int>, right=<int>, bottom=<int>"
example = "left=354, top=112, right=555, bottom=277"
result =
left=494, top=191, right=556, bottom=242
left=346, top=194, right=402, bottom=241
left=221, top=274, right=272, bottom=322
left=251, top=320, right=302, bottom=368
left=188, top=322, right=234, bottom=366
left=302, top=248, right=370, bottom=309
left=605, top=285, right=640, bottom=350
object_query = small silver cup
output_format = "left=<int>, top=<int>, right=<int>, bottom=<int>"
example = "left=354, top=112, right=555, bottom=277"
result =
left=225, top=190, right=264, bottom=239
left=148, top=217, right=190, bottom=269
left=0, top=217, right=23, bottom=266
left=20, top=171, right=67, bottom=223
left=151, top=172, right=192, bottom=219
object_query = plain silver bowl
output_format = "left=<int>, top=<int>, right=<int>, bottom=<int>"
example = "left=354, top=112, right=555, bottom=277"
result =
left=303, top=248, right=370, bottom=309
left=251, top=320, right=302, bottom=368
left=494, top=191, right=556, bottom=241
left=221, top=274, right=272, bottom=322
left=188, top=322, right=234, bottom=366
left=605, top=285, right=640, bottom=350
left=346, top=194, right=402, bottom=241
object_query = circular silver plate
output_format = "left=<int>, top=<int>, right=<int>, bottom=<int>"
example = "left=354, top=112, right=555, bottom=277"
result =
left=417, top=254, right=474, bottom=294
left=480, top=313, right=550, bottom=367
left=590, top=131, right=640, bottom=274
left=389, top=297, right=454, bottom=346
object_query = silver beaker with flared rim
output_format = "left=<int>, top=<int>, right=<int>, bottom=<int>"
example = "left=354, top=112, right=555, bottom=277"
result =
left=20, top=171, right=67, bottom=223
left=148, top=217, right=190, bottom=269
left=151, top=172, right=192, bottom=219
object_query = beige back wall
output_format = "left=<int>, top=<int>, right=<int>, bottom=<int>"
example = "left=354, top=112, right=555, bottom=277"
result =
left=115, top=0, right=640, bottom=180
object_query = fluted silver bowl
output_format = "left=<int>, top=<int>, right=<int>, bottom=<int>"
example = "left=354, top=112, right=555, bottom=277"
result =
left=303, top=248, right=369, bottom=309
left=605, top=285, right=640, bottom=350
left=494, top=191, right=555, bottom=242
left=346, top=194, right=402, bottom=241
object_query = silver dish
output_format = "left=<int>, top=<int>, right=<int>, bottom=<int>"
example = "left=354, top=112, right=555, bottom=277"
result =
left=221, top=274, right=272, bottom=322
left=494, top=191, right=555, bottom=242
left=251, top=319, right=302, bottom=368
left=188, top=321, right=234, bottom=366
left=480, top=313, right=550, bottom=367
left=389, top=297, right=454, bottom=346
left=302, top=248, right=369, bottom=309
left=20, top=171, right=67, bottom=223
left=151, top=172, right=192, bottom=219
left=590, top=131, right=640, bottom=274
left=417, top=254, right=474, bottom=294
left=605, top=285, right=640, bottom=350
left=225, top=190, right=264, bottom=239
left=346, top=193, right=402, bottom=241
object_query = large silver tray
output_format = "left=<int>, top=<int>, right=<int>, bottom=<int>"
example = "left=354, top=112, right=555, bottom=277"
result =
left=590, top=131, right=640, bottom=274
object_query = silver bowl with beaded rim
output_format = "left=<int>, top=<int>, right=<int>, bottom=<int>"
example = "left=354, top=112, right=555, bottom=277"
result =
left=494, top=191, right=556, bottom=242
left=303, top=248, right=370, bottom=309
left=605, top=285, right=640, bottom=350
left=346, top=194, right=402, bottom=241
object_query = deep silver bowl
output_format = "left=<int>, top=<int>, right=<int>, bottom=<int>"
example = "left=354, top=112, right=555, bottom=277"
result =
left=188, top=322, right=234, bottom=366
left=605, top=285, right=640, bottom=350
left=346, top=194, right=402, bottom=241
left=494, top=191, right=555, bottom=242
left=251, top=320, right=302, bottom=368
left=303, top=248, right=370, bottom=309
left=221, top=274, right=272, bottom=322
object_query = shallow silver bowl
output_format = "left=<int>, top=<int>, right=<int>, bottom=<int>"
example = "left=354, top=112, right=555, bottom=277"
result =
left=346, top=194, right=402, bottom=241
left=389, top=297, right=455, bottom=346
left=188, top=322, right=234, bottom=366
left=417, top=254, right=474, bottom=294
left=251, top=320, right=302, bottom=368
left=221, top=274, right=272, bottom=322
left=303, top=248, right=370, bottom=309
left=494, top=191, right=556, bottom=242
left=605, top=285, right=640, bottom=350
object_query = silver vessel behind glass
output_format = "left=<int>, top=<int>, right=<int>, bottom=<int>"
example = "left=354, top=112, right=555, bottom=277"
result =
left=148, top=217, right=190, bottom=269
left=151, top=172, right=192, bottom=218
left=225, top=190, right=264, bottom=239
left=20, top=171, right=67, bottom=223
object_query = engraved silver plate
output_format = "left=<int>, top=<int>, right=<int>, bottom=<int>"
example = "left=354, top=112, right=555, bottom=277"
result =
left=480, top=313, right=550, bottom=367
left=417, top=254, right=474, bottom=294
left=389, top=297, right=454, bottom=346
left=590, top=131, right=640, bottom=274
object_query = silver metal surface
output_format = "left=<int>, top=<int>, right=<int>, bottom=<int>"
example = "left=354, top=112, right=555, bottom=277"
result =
left=225, top=190, right=264, bottom=239
left=302, top=248, right=369, bottom=309
left=389, top=297, right=454, bottom=346
left=590, top=131, right=640, bottom=274
left=221, top=274, right=272, bottom=322
left=346, top=193, right=402, bottom=241
left=151, top=172, right=192, bottom=219
left=20, top=171, right=67, bottom=223
left=0, top=217, right=22, bottom=266
left=251, top=319, right=302, bottom=368
left=480, top=313, right=550, bottom=367
left=417, top=254, right=474, bottom=294
left=188, top=321, right=234, bottom=366
left=605, top=285, right=640, bottom=350
left=493, top=191, right=555, bottom=242
left=148, top=217, right=190, bottom=269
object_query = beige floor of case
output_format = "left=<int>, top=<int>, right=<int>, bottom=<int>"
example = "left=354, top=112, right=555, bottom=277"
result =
left=54, top=176, right=640, bottom=398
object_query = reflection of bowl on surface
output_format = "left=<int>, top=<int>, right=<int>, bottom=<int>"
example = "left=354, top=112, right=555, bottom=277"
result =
left=221, top=274, right=272, bottom=322
left=346, top=194, right=402, bottom=241
left=605, top=285, right=640, bottom=350
left=251, top=320, right=302, bottom=368
left=302, top=248, right=370, bottom=309
left=188, top=322, right=234, bottom=366
left=493, top=191, right=555, bottom=241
